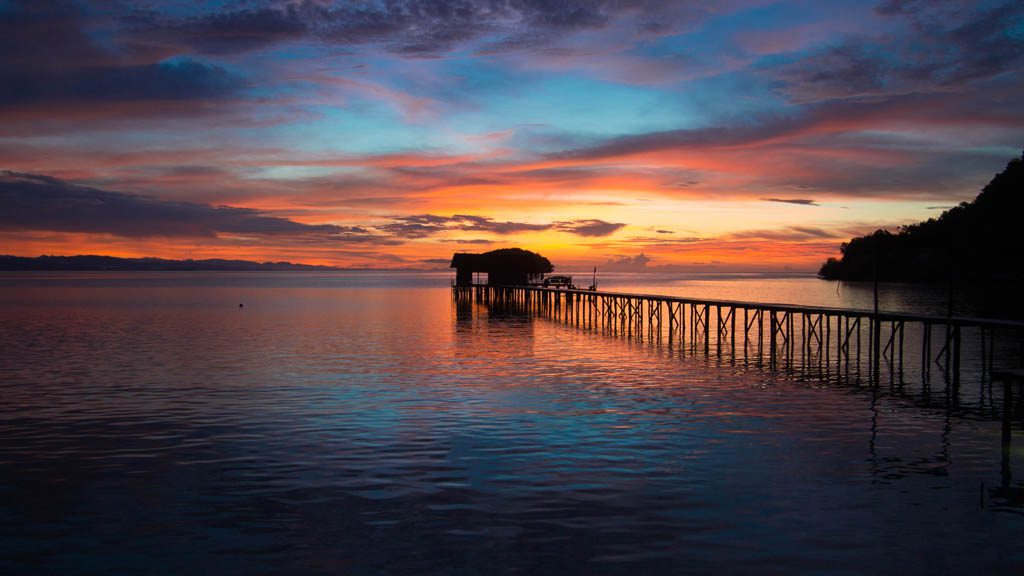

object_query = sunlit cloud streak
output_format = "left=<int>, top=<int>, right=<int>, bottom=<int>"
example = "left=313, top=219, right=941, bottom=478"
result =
left=763, top=198, right=818, bottom=206
left=554, top=219, right=627, bottom=237
left=378, top=214, right=625, bottom=238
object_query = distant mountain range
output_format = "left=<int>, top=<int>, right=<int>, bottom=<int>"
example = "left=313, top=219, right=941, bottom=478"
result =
left=0, top=255, right=343, bottom=271
left=819, top=151, right=1024, bottom=282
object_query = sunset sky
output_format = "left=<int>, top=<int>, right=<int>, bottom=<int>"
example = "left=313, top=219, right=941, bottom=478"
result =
left=2, top=0, right=1022, bottom=271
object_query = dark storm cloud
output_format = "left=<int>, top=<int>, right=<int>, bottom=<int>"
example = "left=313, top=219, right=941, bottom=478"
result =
left=874, top=0, right=922, bottom=16
left=126, top=6, right=310, bottom=55
left=763, top=198, right=819, bottom=206
left=772, top=43, right=886, bottom=103
left=773, top=1, right=1024, bottom=103
left=943, top=3, right=1024, bottom=84
left=0, top=1, right=102, bottom=70
left=123, top=1, right=699, bottom=57
left=0, top=59, right=243, bottom=106
left=0, top=1, right=244, bottom=107
left=0, top=170, right=387, bottom=243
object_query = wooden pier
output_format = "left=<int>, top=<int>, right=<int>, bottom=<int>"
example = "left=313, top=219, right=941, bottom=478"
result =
left=455, top=282, right=1024, bottom=502
left=454, top=284, right=1024, bottom=389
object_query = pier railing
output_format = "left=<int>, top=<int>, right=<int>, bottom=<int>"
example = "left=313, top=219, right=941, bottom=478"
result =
left=454, top=283, right=1024, bottom=390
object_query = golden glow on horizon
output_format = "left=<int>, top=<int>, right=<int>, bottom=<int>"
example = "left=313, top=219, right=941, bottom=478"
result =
left=0, top=181, right=943, bottom=271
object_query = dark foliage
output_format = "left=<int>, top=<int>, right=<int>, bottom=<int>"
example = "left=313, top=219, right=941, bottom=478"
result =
left=819, top=151, right=1024, bottom=282
left=450, top=248, right=553, bottom=274
left=478, top=248, right=553, bottom=274
left=450, top=248, right=553, bottom=286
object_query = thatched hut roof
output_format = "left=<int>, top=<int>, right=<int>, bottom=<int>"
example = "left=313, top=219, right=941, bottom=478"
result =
left=450, top=248, right=553, bottom=274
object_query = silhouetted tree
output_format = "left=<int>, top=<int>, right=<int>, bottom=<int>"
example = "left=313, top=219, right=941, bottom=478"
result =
left=819, top=151, right=1024, bottom=282
left=451, top=248, right=553, bottom=286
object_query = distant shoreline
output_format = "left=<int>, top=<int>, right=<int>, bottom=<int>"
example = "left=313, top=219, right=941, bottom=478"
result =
left=0, top=255, right=398, bottom=272
left=0, top=255, right=824, bottom=275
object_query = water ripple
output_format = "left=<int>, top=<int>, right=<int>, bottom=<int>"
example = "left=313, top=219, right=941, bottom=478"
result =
left=0, top=274, right=1022, bottom=575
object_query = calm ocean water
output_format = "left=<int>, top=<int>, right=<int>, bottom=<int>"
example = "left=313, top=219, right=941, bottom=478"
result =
left=1, top=272, right=1022, bottom=575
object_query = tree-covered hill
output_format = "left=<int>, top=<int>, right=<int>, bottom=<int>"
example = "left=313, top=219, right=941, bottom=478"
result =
left=819, top=151, right=1024, bottom=282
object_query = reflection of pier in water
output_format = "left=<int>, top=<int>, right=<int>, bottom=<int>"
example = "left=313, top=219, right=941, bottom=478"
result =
left=455, top=284, right=1024, bottom=505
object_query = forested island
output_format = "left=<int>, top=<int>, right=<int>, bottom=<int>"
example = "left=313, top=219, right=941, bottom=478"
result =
left=819, top=151, right=1024, bottom=282
left=0, top=255, right=340, bottom=271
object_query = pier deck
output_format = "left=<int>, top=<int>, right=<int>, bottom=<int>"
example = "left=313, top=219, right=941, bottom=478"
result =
left=454, top=283, right=1024, bottom=387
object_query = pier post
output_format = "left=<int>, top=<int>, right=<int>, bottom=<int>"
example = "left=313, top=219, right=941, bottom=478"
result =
left=922, top=322, right=931, bottom=383
left=1002, top=372, right=1016, bottom=490
left=668, top=302, right=675, bottom=345
left=953, top=324, right=962, bottom=391
left=730, top=307, right=736, bottom=357
left=716, top=305, right=723, bottom=356
left=704, top=304, right=711, bottom=356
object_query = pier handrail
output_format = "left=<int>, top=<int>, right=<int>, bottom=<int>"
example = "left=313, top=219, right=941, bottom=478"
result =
left=462, top=283, right=1024, bottom=331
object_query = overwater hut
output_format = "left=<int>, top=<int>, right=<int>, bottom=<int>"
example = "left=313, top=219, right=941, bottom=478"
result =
left=451, top=248, right=553, bottom=286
